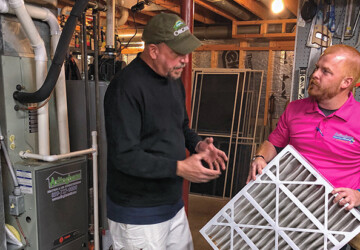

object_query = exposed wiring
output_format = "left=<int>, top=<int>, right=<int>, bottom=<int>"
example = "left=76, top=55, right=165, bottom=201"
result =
left=15, top=216, right=29, bottom=247
left=120, top=11, right=138, bottom=52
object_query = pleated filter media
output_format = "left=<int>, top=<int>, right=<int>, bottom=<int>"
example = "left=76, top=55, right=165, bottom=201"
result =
left=200, top=145, right=360, bottom=250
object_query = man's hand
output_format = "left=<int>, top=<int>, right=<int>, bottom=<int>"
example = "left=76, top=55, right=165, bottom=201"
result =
left=246, top=157, right=267, bottom=184
left=246, top=140, right=277, bottom=184
left=332, top=188, right=360, bottom=210
left=177, top=152, right=222, bottom=183
left=196, top=137, right=228, bottom=171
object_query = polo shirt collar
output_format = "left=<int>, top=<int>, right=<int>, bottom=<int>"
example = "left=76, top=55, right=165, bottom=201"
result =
left=305, top=92, right=354, bottom=121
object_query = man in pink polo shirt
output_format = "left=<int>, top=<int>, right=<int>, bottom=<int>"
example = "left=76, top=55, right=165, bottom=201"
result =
left=247, top=44, right=360, bottom=211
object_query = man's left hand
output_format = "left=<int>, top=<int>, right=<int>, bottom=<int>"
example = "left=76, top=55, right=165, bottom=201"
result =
left=196, top=137, right=228, bottom=171
left=332, top=188, right=360, bottom=210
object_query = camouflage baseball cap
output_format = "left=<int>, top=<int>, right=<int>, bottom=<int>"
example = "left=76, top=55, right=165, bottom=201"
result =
left=142, top=13, right=201, bottom=55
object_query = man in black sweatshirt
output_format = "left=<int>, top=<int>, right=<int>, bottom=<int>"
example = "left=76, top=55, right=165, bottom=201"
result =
left=104, top=13, right=228, bottom=250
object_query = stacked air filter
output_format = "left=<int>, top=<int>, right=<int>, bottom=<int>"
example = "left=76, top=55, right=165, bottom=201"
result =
left=201, top=145, right=360, bottom=250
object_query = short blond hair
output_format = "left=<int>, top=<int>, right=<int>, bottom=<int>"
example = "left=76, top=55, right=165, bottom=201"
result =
left=322, top=44, right=360, bottom=88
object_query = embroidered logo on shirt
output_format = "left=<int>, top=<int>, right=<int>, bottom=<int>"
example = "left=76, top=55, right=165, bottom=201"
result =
left=333, top=133, right=355, bottom=144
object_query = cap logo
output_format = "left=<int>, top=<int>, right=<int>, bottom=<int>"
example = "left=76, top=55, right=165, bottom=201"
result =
left=173, top=20, right=184, bottom=30
left=174, top=26, right=189, bottom=36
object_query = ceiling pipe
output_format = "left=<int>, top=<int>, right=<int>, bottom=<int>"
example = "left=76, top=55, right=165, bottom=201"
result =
left=106, top=0, right=115, bottom=50
left=205, top=0, right=252, bottom=20
left=115, top=6, right=128, bottom=27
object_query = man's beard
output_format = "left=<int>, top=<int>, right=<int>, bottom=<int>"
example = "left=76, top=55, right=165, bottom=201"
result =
left=167, top=63, right=186, bottom=80
left=308, top=79, right=339, bottom=101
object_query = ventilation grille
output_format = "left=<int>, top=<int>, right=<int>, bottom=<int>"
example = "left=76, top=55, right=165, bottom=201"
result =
left=200, top=145, right=360, bottom=250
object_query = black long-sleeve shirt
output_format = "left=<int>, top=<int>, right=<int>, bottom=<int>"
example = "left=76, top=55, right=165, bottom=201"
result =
left=104, top=55, right=201, bottom=209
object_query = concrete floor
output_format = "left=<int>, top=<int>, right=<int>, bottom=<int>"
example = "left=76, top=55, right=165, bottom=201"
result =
left=188, top=194, right=230, bottom=250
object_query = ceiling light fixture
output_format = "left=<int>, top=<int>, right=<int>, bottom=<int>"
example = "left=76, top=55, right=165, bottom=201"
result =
left=271, top=0, right=284, bottom=14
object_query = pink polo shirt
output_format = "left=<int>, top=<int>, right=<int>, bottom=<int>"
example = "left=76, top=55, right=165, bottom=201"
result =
left=268, top=93, right=360, bottom=189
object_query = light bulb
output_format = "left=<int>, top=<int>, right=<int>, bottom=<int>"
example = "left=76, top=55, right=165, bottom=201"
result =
left=271, top=0, right=284, bottom=14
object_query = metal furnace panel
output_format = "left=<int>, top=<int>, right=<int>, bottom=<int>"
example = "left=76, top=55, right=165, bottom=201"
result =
left=35, top=159, right=88, bottom=249
left=200, top=145, right=360, bottom=250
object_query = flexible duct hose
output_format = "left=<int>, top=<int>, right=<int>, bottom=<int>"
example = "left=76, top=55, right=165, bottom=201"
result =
left=13, top=0, right=90, bottom=104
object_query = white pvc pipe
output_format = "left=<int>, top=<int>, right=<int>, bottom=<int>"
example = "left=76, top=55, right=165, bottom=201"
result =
left=1, top=1, right=71, bottom=154
left=19, top=148, right=95, bottom=161
left=19, top=131, right=100, bottom=250
left=8, top=0, right=50, bottom=155
left=36, top=60, right=50, bottom=155
left=115, top=7, right=128, bottom=27
left=52, top=34, right=70, bottom=154
left=91, top=131, right=99, bottom=250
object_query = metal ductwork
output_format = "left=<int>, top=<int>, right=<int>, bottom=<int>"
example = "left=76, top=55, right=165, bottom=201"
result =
left=206, top=0, right=252, bottom=20
left=194, top=26, right=232, bottom=39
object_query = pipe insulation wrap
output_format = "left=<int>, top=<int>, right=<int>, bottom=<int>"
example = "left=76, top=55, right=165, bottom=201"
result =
left=13, top=0, right=90, bottom=104
left=106, top=0, right=115, bottom=47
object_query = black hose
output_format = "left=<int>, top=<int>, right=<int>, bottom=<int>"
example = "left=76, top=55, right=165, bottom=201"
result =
left=13, top=0, right=90, bottom=104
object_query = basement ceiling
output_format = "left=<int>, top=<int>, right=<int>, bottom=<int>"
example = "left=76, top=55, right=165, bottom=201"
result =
left=57, top=0, right=298, bottom=39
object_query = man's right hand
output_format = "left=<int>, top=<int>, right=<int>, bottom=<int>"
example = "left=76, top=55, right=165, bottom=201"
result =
left=246, top=140, right=277, bottom=184
left=176, top=152, right=221, bottom=183
left=246, top=157, right=267, bottom=184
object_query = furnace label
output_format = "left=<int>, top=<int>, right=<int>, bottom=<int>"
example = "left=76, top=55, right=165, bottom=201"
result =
left=46, top=170, right=82, bottom=201
left=16, top=170, right=33, bottom=194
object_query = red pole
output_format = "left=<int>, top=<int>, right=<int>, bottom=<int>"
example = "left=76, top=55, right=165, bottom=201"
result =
left=180, top=0, right=194, bottom=214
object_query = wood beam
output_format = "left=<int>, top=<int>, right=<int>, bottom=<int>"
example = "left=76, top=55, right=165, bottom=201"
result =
left=211, top=51, right=218, bottom=68
left=232, top=0, right=269, bottom=20
left=238, top=41, right=248, bottom=69
left=284, top=0, right=299, bottom=16
left=197, top=41, right=295, bottom=51
left=195, top=0, right=237, bottom=21
left=264, top=44, right=275, bottom=126
left=153, top=0, right=215, bottom=24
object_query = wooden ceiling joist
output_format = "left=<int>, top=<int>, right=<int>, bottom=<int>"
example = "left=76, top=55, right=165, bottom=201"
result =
left=284, top=0, right=299, bottom=16
left=153, top=0, right=215, bottom=24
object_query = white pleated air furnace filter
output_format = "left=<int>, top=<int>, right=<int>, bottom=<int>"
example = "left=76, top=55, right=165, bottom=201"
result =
left=200, top=145, right=360, bottom=250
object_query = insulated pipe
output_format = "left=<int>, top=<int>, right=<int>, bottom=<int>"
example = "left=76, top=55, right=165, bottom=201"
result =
left=106, top=0, right=115, bottom=48
left=13, top=0, right=90, bottom=103
left=1, top=1, right=71, bottom=154
left=61, top=5, right=72, bottom=16
left=115, top=6, right=128, bottom=27
left=8, top=0, right=50, bottom=155
left=18, top=131, right=99, bottom=250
